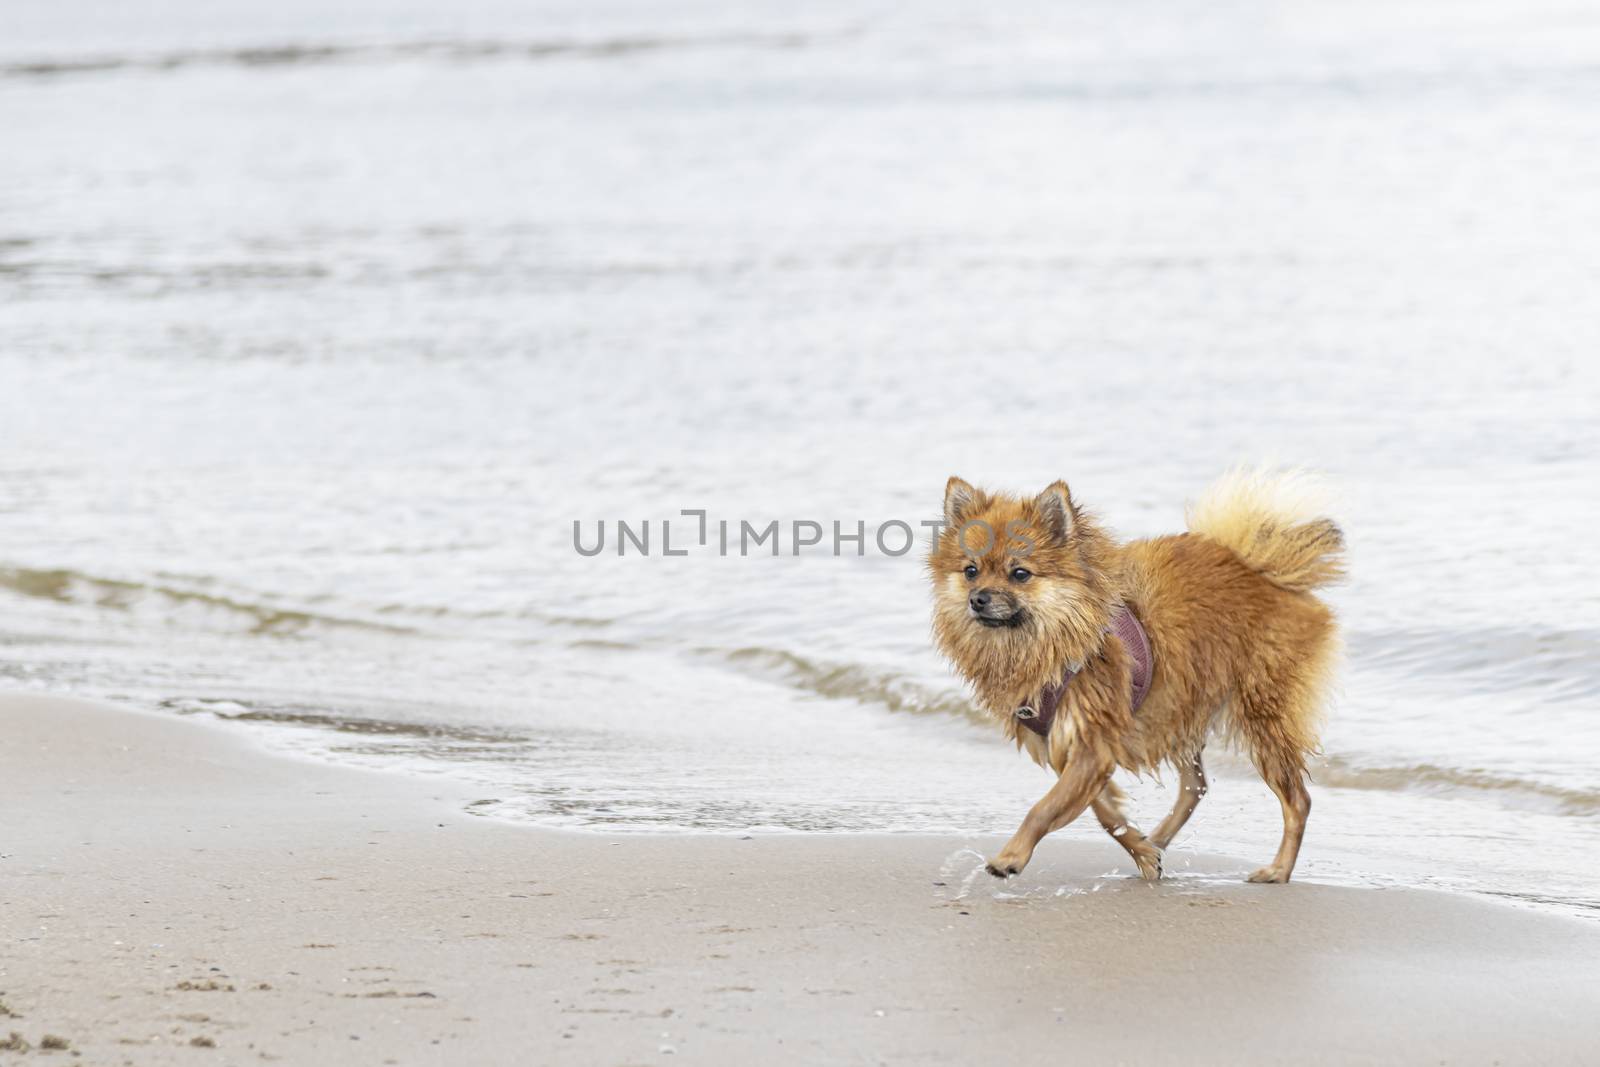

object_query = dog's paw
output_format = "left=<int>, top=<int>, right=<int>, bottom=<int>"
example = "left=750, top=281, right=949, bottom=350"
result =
left=1245, top=866, right=1290, bottom=884
left=985, top=848, right=1031, bottom=878
left=986, top=841, right=1033, bottom=879
left=1134, top=849, right=1163, bottom=882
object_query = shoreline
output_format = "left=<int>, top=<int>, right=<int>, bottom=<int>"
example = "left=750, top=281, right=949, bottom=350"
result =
left=111, top=695, right=1600, bottom=924
left=3, top=689, right=1598, bottom=1064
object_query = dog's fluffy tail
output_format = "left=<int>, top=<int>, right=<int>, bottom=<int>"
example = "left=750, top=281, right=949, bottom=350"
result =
left=1186, top=468, right=1345, bottom=593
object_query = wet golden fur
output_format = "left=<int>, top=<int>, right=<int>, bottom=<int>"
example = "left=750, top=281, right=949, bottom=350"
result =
left=929, top=470, right=1343, bottom=883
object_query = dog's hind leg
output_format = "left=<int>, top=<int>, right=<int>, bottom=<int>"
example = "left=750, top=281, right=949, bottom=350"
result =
left=1237, top=699, right=1312, bottom=882
left=1234, top=600, right=1334, bottom=883
left=1247, top=761, right=1311, bottom=883
left=1235, top=651, right=1326, bottom=883
left=1149, top=750, right=1207, bottom=851
left=1090, top=780, right=1162, bottom=881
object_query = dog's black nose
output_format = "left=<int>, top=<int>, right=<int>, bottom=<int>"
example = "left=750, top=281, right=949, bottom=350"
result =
left=969, top=590, right=991, bottom=612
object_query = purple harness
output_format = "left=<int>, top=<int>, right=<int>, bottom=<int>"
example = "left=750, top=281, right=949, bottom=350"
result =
left=1014, top=606, right=1153, bottom=738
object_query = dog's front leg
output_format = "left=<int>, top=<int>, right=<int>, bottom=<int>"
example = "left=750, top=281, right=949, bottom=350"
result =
left=987, top=753, right=1112, bottom=878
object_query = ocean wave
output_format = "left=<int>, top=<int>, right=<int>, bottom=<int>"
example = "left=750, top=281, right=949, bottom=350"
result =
left=1350, top=625, right=1600, bottom=702
left=161, top=700, right=550, bottom=758
left=0, top=31, right=834, bottom=80
left=1317, top=755, right=1600, bottom=817
left=0, top=259, right=332, bottom=293
left=0, top=565, right=413, bottom=638
left=8, top=567, right=1595, bottom=822
left=697, top=640, right=1600, bottom=818
left=702, top=644, right=984, bottom=724
left=162, top=695, right=519, bottom=743
left=0, top=562, right=633, bottom=643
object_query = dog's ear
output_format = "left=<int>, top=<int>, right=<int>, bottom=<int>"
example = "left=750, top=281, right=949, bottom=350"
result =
left=944, top=476, right=982, bottom=528
left=1033, top=481, right=1076, bottom=543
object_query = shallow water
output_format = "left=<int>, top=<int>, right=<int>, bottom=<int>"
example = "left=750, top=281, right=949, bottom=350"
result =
left=2, top=0, right=1598, bottom=916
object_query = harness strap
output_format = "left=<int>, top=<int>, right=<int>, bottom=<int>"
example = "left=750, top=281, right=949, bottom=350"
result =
left=1109, top=605, right=1154, bottom=710
left=1014, top=605, right=1153, bottom=738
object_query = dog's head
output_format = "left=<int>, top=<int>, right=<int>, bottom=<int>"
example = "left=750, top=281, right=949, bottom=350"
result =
left=928, top=478, right=1105, bottom=655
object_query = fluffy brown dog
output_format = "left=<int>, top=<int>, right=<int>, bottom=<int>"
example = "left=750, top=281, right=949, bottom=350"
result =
left=929, top=470, right=1343, bottom=883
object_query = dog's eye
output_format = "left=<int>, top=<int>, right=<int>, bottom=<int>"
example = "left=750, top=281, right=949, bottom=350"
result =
left=963, top=564, right=978, bottom=580
left=1010, top=567, right=1031, bottom=582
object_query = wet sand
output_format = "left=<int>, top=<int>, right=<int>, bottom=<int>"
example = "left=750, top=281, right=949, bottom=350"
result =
left=2, top=691, right=1596, bottom=1065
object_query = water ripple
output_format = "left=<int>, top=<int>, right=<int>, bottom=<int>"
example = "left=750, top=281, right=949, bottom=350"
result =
left=0, top=32, right=839, bottom=81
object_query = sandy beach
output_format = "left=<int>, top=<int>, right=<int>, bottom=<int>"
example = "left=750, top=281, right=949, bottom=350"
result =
left=0, top=692, right=1594, bottom=1065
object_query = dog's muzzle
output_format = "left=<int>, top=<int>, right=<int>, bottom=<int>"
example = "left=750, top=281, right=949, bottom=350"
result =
left=968, top=587, right=1024, bottom=628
